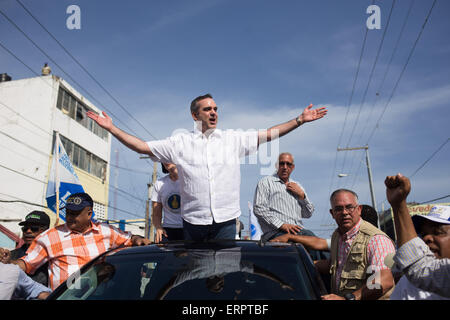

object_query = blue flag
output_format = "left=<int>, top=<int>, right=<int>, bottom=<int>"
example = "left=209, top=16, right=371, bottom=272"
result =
left=248, top=201, right=262, bottom=240
left=46, top=132, right=87, bottom=221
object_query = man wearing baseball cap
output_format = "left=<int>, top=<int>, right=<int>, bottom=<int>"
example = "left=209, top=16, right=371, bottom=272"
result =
left=1, top=192, right=151, bottom=290
left=385, top=173, right=450, bottom=299
left=1, top=211, right=51, bottom=286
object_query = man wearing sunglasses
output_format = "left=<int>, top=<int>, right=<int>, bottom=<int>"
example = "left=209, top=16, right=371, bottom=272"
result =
left=1, top=193, right=151, bottom=290
left=253, top=153, right=318, bottom=250
left=9, top=211, right=50, bottom=286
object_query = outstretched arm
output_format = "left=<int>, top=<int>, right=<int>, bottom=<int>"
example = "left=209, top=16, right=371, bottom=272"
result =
left=87, top=111, right=154, bottom=156
left=258, top=104, right=327, bottom=146
left=270, top=234, right=329, bottom=251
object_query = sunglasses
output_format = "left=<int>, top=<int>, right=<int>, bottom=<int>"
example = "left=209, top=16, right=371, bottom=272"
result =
left=279, top=161, right=294, bottom=167
left=21, top=225, right=42, bottom=232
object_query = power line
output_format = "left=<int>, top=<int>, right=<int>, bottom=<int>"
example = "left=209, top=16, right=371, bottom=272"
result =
left=14, top=0, right=158, bottom=141
left=344, top=0, right=437, bottom=199
left=365, top=0, right=438, bottom=144
left=410, top=138, right=449, bottom=178
left=345, top=0, right=397, bottom=149
left=0, top=198, right=47, bottom=209
left=0, top=194, right=144, bottom=220
left=0, top=120, right=147, bottom=208
left=3, top=3, right=157, bottom=173
left=0, top=163, right=47, bottom=184
left=357, top=0, right=415, bottom=146
left=418, top=194, right=450, bottom=205
left=0, top=11, right=145, bottom=145
left=324, top=0, right=374, bottom=228
left=342, top=0, right=397, bottom=181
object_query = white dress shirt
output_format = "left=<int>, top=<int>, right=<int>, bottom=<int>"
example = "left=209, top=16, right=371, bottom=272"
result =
left=147, top=127, right=258, bottom=225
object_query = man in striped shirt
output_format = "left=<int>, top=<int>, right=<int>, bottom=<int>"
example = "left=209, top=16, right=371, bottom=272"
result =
left=386, top=173, right=450, bottom=299
left=1, top=193, right=150, bottom=290
left=253, top=153, right=316, bottom=244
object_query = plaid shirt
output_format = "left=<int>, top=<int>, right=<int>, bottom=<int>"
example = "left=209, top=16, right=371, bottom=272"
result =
left=20, top=222, right=132, bottom=290
left=335, top=218, right=396, bottom=288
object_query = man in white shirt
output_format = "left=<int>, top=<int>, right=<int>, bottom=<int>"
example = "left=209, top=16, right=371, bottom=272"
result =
left=87, top=94, right=327, bottom=240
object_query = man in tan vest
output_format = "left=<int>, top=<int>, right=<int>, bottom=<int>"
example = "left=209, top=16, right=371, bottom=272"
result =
left=316, top=189, right=396, bottom=300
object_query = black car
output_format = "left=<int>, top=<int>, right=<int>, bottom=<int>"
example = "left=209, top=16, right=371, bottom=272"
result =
left=48, top=240, right=327, bottom=300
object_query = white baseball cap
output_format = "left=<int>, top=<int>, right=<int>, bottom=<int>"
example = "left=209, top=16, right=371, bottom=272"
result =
left=412, top=205, right=450, bottom=232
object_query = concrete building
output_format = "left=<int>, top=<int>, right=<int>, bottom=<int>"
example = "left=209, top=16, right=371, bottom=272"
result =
left=0, top=73, right=111, bottom=241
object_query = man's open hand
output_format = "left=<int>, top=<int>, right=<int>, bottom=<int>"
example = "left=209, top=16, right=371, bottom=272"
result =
left=86, top=111, right=113, bottom=131
left=298, top=104, right=327, bottom=124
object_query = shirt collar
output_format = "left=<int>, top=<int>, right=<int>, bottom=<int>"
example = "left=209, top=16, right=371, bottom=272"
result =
left=193, top=126, right=222, bottom=139
left=63, top=221, right=100, bottom=237
left=341, top=217, right=362, bottom=240
left=272, top=173, right=290, bottom=183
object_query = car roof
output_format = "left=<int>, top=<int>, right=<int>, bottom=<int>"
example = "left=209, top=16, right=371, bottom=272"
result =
left=101, top=240, right=308, bottom=258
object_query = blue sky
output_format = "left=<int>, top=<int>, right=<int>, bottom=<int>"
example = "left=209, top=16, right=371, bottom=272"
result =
left=1, top=0, right=449, bottom=238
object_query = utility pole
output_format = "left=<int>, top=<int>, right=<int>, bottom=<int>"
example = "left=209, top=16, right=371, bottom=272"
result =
left=337, top=145, right=377, bottom=213
left=113, top=149, right=119, bottom=221
left=144, top=161, right=158, bottom=240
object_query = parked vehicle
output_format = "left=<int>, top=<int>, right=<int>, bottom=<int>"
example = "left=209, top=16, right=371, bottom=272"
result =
left=48, top=240, right=327, bottom=300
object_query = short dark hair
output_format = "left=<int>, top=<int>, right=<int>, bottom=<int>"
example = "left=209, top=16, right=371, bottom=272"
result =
left=330, top=189, right=359, bottom=204
left=161, top=163, right=169, bottom=174
left=190, top=93, right=213, bottom=115
left=361, top=204, right=379, bottom=228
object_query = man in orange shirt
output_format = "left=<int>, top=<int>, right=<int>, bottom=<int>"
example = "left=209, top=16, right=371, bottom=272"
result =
left=1, top=193, right=150, bottom=290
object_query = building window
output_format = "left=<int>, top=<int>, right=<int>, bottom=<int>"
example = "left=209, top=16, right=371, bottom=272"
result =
left=56, top=87, right=108, bottom=141
left=52, top=132, right=107, bottom=180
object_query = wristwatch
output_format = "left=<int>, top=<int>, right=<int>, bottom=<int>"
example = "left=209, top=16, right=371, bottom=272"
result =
left=344, top=293, right=356, bottom=300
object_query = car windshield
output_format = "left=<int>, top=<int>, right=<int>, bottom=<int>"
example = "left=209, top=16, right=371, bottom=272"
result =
left=55, top=244, right=321, bottom=300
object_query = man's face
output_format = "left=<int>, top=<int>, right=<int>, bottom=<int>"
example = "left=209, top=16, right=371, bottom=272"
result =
left=21, top=224, right=47, bottom=245
left=277, top=154, right=295, bottom=182
left=330, top=191, right=362, bottom=234
left=192, top=98, right=218, bottom=132
left=420, top=220, right=450, bottom=259
left=65, top=207, right=92, bottom=233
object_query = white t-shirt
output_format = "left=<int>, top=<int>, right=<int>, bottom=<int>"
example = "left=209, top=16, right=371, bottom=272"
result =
left=151, top=175, right=183, bottom=228
left=147, top=128, right=258, bottom=225
left=390, top=275, right=450, bottom=300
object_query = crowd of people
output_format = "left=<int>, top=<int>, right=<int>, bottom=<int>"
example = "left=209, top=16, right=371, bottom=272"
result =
left=1, top=94, right=448, bottom=300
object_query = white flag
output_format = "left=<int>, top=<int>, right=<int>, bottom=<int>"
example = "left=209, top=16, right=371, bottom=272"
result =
left=46, top=132, right=85, bottom=221
left=248, top=201, right=262, bottom=240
